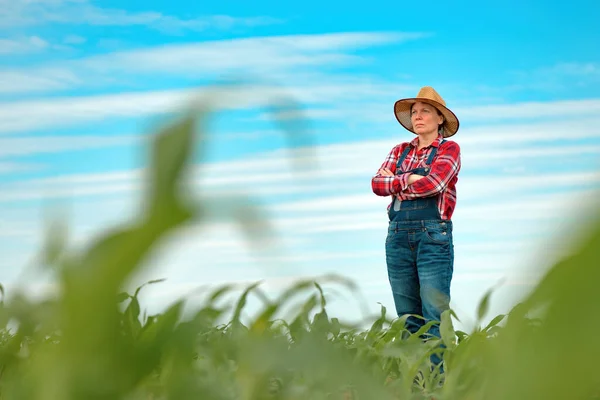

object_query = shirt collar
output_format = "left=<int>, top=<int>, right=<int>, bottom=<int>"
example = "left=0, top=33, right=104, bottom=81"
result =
left=409, top=133, right=444, bottom=149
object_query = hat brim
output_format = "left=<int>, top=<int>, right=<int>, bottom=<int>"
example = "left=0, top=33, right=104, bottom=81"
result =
left=393, top=98, right=460, bottom=138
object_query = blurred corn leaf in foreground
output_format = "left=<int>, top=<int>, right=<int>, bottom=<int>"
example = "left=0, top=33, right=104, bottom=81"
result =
left=0, top=86, right=599, bottom=399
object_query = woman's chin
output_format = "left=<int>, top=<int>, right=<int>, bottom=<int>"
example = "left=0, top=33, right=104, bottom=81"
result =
left=414, top=127, right=433, bottom=136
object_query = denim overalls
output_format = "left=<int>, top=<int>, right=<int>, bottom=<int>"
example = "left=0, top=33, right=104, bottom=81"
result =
left=384, top=140, right=454, bottom=357
left=388, top=140, right=445, bottom=222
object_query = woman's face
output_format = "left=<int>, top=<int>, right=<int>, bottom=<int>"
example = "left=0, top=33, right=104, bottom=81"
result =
left=411, top=102, right=443, bottom=135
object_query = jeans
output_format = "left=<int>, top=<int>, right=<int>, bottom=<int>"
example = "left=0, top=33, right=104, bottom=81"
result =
left=385, top=219, right=454, bottom=340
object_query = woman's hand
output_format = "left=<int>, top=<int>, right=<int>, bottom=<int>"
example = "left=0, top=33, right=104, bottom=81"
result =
left=378, top=168, right=394, bottom=177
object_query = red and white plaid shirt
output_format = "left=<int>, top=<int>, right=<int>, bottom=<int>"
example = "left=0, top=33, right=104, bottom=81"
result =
left=371, top=134, right=461, bottom=220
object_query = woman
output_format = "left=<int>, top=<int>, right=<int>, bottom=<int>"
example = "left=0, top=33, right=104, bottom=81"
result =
left=371, top=86, right=461, bottom=347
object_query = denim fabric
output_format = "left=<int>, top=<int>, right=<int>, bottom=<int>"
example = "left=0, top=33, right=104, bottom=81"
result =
left=385, top=219, right=454, bottom=338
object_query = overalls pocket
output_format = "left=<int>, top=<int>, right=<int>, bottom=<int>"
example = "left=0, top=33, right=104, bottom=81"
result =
left=423, top=221, right=451, bottom=244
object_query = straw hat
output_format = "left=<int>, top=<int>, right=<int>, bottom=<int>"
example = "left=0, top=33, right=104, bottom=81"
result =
left=393, top=86, right=460, bottom=138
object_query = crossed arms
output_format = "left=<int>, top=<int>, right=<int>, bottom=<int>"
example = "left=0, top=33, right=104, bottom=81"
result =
left=371, top=141, right=461, bottom=199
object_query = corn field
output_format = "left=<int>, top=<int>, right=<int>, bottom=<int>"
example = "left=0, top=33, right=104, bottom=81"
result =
left=0, top=91, right=599, bottom=399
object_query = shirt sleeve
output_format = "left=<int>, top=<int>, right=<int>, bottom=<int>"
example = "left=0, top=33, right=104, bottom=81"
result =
left=396, top=141, right=461, bottom=199
left=371, top=144, right=411, bottom=196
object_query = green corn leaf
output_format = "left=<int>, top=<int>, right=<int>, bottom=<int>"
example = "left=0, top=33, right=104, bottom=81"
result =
left=440, top=309, right=456, bottom=349
left=483, top=313, right=506, bottom=332
left=116, top=292, right=130, bottom=303
left=476, top=287, right=493, bottom=323
left=231, top=281, right=262, bottom=329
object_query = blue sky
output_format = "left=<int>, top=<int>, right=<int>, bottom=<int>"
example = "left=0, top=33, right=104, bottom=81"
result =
left=1, top=0, right=600, bottom=330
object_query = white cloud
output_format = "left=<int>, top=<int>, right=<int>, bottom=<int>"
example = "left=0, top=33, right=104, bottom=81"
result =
left=545, top=62, right=600, bottom=77
left=0, top=77, right=494, bottom=128
left=2, top=80, right=600, bottom=135
left=506, top=61, right=600, bottom=92
left=0, top=134, right=140, bottom=157
left=0, top=0, right=281, bottom=33
left=80, top=33, right=396, bottom=76
left=0, top=31, right=417, bottom=95
left=455, top=118, right=600, bottom=144
left=0, top=80, right=412, bottom=134
left=0, top=36, right=49, bottom=54
left=0, top=162, right=45, bottom=174
left=68, top=10, right=282, bottom=34
left=0, top=88, right=193, bottom=133
left=0, top=68, right=81, bottom=94
left=0, top=180, right=140, bottom=203
left=25, top=169, right=138, bottom=186
left=455, top=98, right=600, bottom=121
left=80, top=31, right=421, bottom=74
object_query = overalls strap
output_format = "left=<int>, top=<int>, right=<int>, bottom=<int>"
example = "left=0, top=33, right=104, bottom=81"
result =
left=396, top=139, right=446, bottom=172
left=425, top=139, right=446, bottom=165
left=395, top=144, right=412, bottom=172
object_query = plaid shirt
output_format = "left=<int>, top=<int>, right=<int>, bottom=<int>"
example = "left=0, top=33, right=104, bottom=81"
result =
left=371, top=134, right=461, bottom=220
